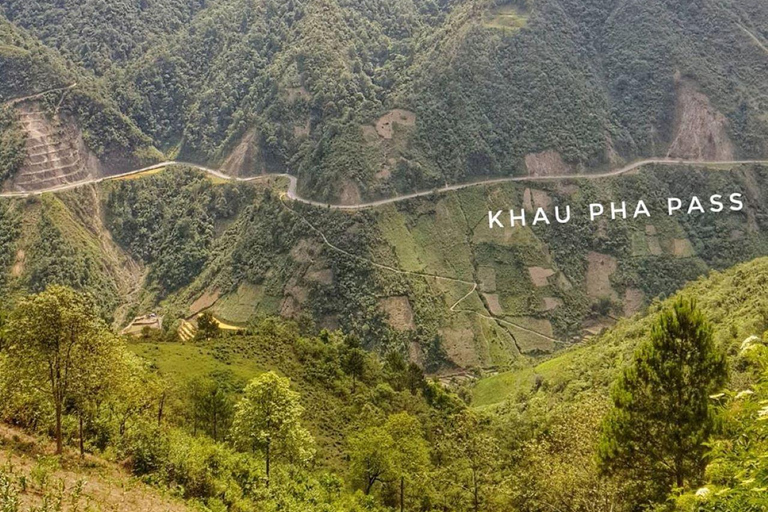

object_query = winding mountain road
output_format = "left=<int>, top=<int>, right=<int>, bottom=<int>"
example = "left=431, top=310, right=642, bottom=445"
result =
left=3, top=84, right=767, bottom=346
left=2, top=158, right=767, bottom=208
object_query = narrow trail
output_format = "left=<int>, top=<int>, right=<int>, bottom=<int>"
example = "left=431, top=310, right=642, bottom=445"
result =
left=280, top=195, right=568, bottom=345
left=2, top=83, right=78, bottom=108
left=739, top=24, right=768, bottom=55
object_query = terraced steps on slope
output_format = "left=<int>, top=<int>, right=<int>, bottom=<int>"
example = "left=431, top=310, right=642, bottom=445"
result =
left=178, top=319, right=197, bottom=342
left=5, top=103, right=101, bottom=192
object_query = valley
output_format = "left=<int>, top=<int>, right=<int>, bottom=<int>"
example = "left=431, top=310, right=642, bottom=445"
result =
left=1, top=1, right=768, bottom=510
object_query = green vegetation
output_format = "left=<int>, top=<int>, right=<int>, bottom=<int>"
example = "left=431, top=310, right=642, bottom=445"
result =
left=598, top=298, right=728, bottom=503
left=2, top=0, right=767, bottom=200
left=2, top=162, right=768, bottom=371
left=0, top=106, right=24, bottom=183
left=105, top=168, right=248, bottom=294
left=2, top=256, right=768, bottom=511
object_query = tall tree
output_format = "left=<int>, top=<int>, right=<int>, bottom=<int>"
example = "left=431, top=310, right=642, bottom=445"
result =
left=347, top=412, right=431, bottom=506
left=436, top=410, right=499, bottom=512
left=598, top=297, right=728, bottom=502
left=0, top=286, right=118, bottom=454
left=230, top=371, right=314, bottom=485
left=188, top=375, right=233, bottom=441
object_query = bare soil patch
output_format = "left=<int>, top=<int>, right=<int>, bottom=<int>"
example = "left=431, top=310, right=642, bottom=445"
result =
left=305, top=267, right=333, bottom=285
left=673, top=238, right=695, bottom=257
left=189, top=289, right=221, bottom=316
left=528, top=267, right=555, bottom=287
left=380, top=296, right=416, bottom=331
left=0, top=425, right=192, bottom=512
left=586, top=252, right=618, bottom=299
left=375, top=109, right=416, bottom=140
left=221, top=129, right=259, bottom=177
left=440, top=326, right=480, bottom=368
left=339, top=180, right=362, bottom=205
left=11, top=248, right=24, bottom=277
left=482, top=293, right=504, bottom=316
left=523, top=188, right=552, bottom=212
left=525, top=150, right=571, bottom=177
left=557, top=273, right=573, bottom=291
left=8, top=104, right=101, bottom=192
left=293, top=118, right=311, bottom=138
left=667, top=80, right=734, bottom=161
left=623, top=288, right=645, bottom=317
left=542, top=297, right=563, bottom=311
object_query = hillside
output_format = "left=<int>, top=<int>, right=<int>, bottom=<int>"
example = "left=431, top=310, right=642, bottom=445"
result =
left=473, top=255, right=768, bottom=408
left=0, top=426, right=193, bottom=512
left=0, top=16, right=161, bottom=193
left=0, top=162, right=767, bottom=372
left=3, top=253, right=768, bottom=511
left=0, top=0, right=767, bottom=201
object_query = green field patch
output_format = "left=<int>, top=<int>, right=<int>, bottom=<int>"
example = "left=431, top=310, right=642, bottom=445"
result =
left=129, top=341, right=262, bottom=386
left=213, top=282, right=265, bottom=324
left=483, top=4, right=530, bottom=31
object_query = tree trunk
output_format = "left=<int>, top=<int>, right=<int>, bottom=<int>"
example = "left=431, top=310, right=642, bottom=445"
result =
left=55, top=399, right=63, bottom=454
left=266, top=440, right=271, bottom=487
left=79, top=414, right=84, bottom=458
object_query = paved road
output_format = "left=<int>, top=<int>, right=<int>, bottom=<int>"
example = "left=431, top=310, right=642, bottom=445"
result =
left=2, top=158, right=767, bottom=209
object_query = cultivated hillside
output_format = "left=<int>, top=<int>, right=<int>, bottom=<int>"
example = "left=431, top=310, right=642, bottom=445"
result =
left=1, top=162, right=767, bottom=371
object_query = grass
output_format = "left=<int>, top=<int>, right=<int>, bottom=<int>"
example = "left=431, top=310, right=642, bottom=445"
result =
left=483, top=4, right=530, bottom=31
left=111, top=168, right=165, bottom=181
left=128, top=341, right=262, bottom=385
left=472, top=344, right=590, bottom=408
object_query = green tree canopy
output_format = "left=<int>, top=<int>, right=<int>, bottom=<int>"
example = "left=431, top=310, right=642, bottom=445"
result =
left=0, top=285, right=123, bottom=454
left=230, top=371, right=314, bottom=485
left=598, top=297, right=728, bottom=503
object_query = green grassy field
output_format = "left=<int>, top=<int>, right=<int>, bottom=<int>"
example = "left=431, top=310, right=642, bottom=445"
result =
left=129, top=341, right=263, bottom=386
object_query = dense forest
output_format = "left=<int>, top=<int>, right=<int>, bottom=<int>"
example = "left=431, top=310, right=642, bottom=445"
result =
left=1, top=0, right=767, bottom=200
left=2, top=258, right=768, bottom=511
left=1, top=1, right=768, bottom=511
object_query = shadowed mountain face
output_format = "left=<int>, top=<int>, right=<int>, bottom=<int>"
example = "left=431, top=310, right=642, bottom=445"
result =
left=1, top=0, right=767, bottom=200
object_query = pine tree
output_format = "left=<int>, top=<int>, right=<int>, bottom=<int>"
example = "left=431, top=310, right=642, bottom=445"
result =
left=598, top=297, right=728, bottom=503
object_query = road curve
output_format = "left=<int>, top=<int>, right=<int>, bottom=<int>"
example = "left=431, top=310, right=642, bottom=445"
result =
left=2, top=158, right=767, bottom=208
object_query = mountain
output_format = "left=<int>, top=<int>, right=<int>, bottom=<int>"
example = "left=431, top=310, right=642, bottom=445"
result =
left=1, top=0, right=768, bottom=201
left=0, top=16, right=161, bottom=191
left=1, top=161, right=767, bottom=372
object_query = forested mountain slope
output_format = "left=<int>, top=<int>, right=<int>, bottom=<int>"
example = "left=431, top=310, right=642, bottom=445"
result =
left=1, top=0, right=767, bottom=201
left=1, top=162, right=767, bottom=373
left=0, top=16, right=162, bottom=191
left=466, top=255, right=768, bottom=512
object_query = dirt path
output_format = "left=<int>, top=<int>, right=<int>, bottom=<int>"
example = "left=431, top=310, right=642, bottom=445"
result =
left=279, top=196, right=565, bottom=345
left=2, top=95, right=765, bottom=347
left=739, top=24, right=768, bottom=55
left=2, top=83, right=78, bottom=107
left=2, top=157, right=765, bottom=346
